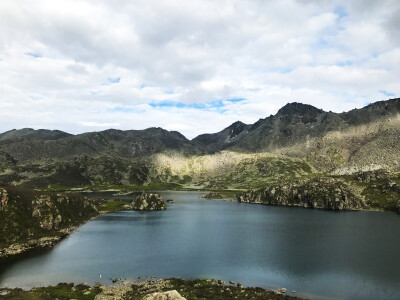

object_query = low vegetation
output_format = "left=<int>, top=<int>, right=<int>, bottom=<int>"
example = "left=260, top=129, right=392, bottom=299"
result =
left=0, top=279, right=303, bottom=300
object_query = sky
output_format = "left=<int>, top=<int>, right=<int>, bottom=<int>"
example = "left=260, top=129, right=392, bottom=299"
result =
left=0, top=0, right=399, bottom=139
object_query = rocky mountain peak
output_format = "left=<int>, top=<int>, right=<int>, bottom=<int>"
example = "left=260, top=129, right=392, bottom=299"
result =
left=227, top=121, right=248, bottom=138
left=277, top=102, right=324, bottom=117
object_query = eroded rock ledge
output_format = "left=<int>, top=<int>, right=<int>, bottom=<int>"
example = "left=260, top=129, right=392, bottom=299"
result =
left=237, top=177, right=366, bottom=210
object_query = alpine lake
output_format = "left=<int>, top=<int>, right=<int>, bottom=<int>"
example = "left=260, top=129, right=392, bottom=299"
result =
left=1, top=191, right=400, bottom=300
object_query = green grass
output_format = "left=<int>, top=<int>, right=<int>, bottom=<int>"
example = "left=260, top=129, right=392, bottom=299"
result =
left=29, top=283, right=98, bottom=300
left=99, top=200, right=127, bottom=212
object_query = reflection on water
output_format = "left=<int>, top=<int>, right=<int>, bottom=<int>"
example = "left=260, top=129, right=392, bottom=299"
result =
left=1, top=191, right=400, bottom=300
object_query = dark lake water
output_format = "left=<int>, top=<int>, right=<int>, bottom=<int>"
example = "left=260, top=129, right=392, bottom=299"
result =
left=1, top=191, right=400, bottom=299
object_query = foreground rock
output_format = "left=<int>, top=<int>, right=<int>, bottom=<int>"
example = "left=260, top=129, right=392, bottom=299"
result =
left=0, top=278, right=304, bottom=299
left=238, top=177, right=366, bottom=210
left=143, top=290, right=186, bottom=300
left=132, top=192, right=167, bottom=211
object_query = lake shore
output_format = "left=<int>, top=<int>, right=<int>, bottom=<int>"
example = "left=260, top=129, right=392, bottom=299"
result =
left=0, top=278, right=304, bottom=299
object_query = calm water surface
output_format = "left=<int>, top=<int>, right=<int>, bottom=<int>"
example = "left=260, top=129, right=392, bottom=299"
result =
left=1, top=191, right=400, bottom=300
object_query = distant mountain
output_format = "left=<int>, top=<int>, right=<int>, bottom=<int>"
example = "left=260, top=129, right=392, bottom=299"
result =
left=194, top=99, right=400, bottom=154
left=0, top=128, right=71, bottom=142
left=0, top=127, right=198, bottom=163
left=0, top=98, right=399, bottom=190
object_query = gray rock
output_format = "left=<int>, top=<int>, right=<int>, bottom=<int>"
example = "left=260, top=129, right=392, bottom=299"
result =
left=132, top=192, right=166, bottom=211
left=142, top=290, right=186, bottom=300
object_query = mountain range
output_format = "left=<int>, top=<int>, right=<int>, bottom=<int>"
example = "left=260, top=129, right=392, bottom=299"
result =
left=0, top=97, right=399, bottom=192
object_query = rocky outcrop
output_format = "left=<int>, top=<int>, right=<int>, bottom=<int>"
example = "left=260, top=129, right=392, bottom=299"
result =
left=356, top=169, right=388, bottom=183
left=132, top=192, right=166, bottom=211
left=203, top=192, right=226, bottom=199
left=31, top=193, right=97, bottom=230
left=202, top=192, right=235, bottom=201
left=238, top=177, right=366, bottom=210
left=0, top=188, right=100, bottom=258
left=142, top=290, right=186, bottom=300
left=0, top=188, right=8, bottom=210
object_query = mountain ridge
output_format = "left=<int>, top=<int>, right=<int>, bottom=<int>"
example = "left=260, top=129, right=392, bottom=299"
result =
left=2, top=97, right=399, bottom=147
left=0, top=97, right=399, bottom=190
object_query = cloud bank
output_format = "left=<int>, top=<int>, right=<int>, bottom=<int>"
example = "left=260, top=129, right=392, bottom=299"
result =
left=1, top=0, right=399, bottom=138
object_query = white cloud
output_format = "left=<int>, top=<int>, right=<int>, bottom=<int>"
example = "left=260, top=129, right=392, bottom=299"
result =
left=80, top=122, right=120, bottom=127
left=0, top=0, right=399, bottom=139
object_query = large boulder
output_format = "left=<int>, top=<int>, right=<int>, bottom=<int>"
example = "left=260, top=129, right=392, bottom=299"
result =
left=132, top=192, right=166, bottom=211
left=142, top=290, right=186, bottom=300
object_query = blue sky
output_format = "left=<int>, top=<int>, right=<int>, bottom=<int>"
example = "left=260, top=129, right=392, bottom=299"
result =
left=0, top=0, right=399, bottom=139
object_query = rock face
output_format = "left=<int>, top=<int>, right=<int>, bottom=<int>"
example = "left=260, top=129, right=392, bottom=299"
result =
left=142, top=290, right=186, bottom=300
left=238, top=178, right=366, bottom=210
left=0, top=188, right=8, bottom=210
left=132, top=192, right=166, bottom=211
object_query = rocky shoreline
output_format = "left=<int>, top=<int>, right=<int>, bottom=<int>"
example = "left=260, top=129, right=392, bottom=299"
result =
left=237, top=177, right=366, bottom=210
left=202, top=191, right=236, bottom=201
left=0, top=278, right=304, bottom=299
left=0, top=191, right=170, bottom=259
left=237, top=173, right=400, bottom=213
left=0, top=211, right=108, bottom=259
